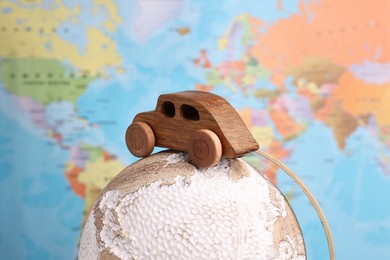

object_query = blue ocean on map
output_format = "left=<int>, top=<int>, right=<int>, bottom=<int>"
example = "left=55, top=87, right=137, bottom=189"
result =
left=1, top=0, right=389, bottom=259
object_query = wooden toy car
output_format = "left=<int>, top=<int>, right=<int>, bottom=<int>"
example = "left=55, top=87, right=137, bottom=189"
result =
left=125, top=91, right=259, bottom=168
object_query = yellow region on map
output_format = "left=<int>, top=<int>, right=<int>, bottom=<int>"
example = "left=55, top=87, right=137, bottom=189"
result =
left=252, top=126, right=274, bottom=147
left=0, top=1, right=122, bottom=75
left=92, top=0, right=122, bottom=32
left=77, top=156, right=124, bottom=217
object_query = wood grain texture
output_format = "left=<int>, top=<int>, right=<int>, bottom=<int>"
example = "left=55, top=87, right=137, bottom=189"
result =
left=125, top=122, right=155, bottom=157
left=127, top=91, right=259, bottom=163
left=188, top=129, right=222, bottom=168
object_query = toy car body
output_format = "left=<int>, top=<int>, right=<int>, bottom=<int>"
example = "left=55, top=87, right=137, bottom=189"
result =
left=126, top=91, right=259, bottom=167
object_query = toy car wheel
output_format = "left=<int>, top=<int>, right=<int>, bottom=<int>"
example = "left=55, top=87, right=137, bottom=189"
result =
left=188, top=129, right=222, bottom=168
left=125, top=122, right=155, bottom=157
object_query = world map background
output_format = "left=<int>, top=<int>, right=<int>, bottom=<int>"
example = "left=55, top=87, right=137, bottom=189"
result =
left=0, top=0, right=389, bottom=259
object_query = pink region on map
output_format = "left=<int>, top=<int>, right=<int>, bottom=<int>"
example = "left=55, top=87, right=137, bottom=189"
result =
left=364, top=116, right=380, bottom=138
left=226, top=23, right=242, bottom=58
left=251, top=109, right=269, bottom=126
left=13, top=96, right=47, bottom=129
left=217, top=61, right=243, bottom=77
left=69, top=145, right=89, bottom=168
left=376, top=156, right=390, bottom=176
left=269, top=95, right=287, bottom=111
left=275, top=94, right=312, bottom=122
left=349, top=62, right=390, bottom=84
left=319, top=83, right=338, bottom=96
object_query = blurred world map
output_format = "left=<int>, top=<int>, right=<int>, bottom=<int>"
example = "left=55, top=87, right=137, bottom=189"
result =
left=0, top=0, right=389, bottom=259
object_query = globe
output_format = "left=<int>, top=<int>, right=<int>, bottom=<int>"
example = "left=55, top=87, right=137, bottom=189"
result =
left=78, top=151, right=305, bottom=259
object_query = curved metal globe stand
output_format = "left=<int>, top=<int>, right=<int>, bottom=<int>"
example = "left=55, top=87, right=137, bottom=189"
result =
left=253, top=149, right=335, bottom=260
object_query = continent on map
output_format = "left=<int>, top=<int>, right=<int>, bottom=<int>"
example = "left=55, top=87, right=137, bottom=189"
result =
left=238, top=107, right=275, bottom=147
left=285, top=57, right=345, bottom=86
left=350, top=62, right=390, bottom=84
left=65, top=144, right=124, bottom=222
left=248, top=0, right=389, bottom=86
left=333, top=71, right=390, bottom=126
left=269, top=97, right=306, bottom=141
left=195, top=53, right=270, bottom=94
left=315, top=98, right=359, bottom=149
left=0, top=58, right=93, bottom=106
left=262, top=140, right=291, bottom=184
left=195, top=0, right=390, bottom=156
left=0, top=1, right=123, bottom=75
left=237, top=107, right=291, bottom=184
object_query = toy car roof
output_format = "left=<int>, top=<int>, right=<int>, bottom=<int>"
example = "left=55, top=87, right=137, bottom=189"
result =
left=158, top=91, right=228, bottom=107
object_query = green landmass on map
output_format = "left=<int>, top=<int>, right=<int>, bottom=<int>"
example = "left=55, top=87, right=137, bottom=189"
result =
left=0, top=58, right=95, bottom=106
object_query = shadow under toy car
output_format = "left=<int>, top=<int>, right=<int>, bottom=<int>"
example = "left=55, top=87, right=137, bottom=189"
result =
left=125, top=91, right=259, bottom=168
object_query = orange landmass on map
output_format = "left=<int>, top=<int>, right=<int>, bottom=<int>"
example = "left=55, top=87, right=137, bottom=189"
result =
left=64, top=148, right=117, bottom=199
left=315, top=96, right=358, bottom=149
left=194, top=50, right=211, bottom=69
left=263, top=140, right=291, bottom=184
left=333, top=71, right=390, bottom=127
left=48, top=129, right=62, bottom=144
left=250, top=0, right=390, bottom=86
left=269, top=102, right=304, bottom=140
left=65, top=164, right=85, bottom=197
left=379, top=127, right=390, bottom=145
left=285, top=57, right=345, bottom=86
left=277, top=0, right=284, bottom=11
left=248, top=16, right=266, bottom=38
left=217, top=60, right=246, bottom=86
left=195, top=83, right=213, bottom=92
left=175, top=27, right=190, bottom=36
left=48, top=129, right=70, bottom=149
left=103, top=150, right=115, bottom=161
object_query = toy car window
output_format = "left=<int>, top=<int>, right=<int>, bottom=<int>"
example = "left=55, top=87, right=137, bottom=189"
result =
left=162, top=101, right=175, bottom=117
left=180, top=104, right=200, bottom=121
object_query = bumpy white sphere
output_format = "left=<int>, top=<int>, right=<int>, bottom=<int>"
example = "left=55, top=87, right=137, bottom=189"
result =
left=79, top=151, right=305, bottom=259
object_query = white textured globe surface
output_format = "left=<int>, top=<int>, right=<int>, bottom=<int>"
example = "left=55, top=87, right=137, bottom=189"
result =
left=78, top=151, right=305, bottom=259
